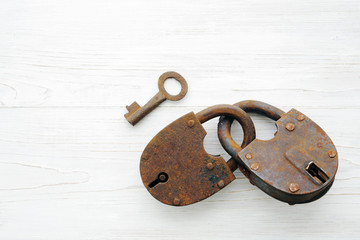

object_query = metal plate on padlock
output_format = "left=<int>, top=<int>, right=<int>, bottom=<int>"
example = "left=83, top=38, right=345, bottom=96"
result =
left=238, top=109, right=338, bottom=204
left=140, top=112, right=235, bottom=206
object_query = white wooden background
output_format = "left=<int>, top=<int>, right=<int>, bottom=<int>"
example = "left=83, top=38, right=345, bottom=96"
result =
left=0, top=0, right=359, bottom=239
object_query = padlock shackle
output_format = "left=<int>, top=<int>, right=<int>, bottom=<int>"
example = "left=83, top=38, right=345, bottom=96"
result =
left=232, top=100, right=285, bottom=120
left=196, top=104, right=256, bottom=155
left=217, top=100, right=284, bottom=160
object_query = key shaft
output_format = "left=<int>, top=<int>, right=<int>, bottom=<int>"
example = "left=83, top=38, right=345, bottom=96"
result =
left=125, top=91, right=166, bottom=125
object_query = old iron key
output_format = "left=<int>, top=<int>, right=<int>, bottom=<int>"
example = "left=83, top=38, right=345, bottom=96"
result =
left=218, top=100, right=338, bottom=205
left=124, top=72, right=188, bottom=125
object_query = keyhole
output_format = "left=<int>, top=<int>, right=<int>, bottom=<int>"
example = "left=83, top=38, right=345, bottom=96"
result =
left=148, top=172, right=169, bottom=188
left=305, top=162, right=329, bottom=184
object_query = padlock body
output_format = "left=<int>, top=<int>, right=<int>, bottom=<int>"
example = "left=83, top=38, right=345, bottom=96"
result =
left=238, top=109, right=338, bottom=204
left=140, top=112, right=235, bottom=206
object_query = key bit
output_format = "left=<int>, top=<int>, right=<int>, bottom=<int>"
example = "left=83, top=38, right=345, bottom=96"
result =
left=126, top=102, right=141, bottom=113
left=125, top=72, right=188, bottom=126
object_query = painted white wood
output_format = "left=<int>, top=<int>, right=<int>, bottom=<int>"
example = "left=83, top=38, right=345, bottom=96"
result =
left=0, top=0, right=359, bottom=239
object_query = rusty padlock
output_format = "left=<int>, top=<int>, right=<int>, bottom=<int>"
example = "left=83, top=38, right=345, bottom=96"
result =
left=140, top=104, right=256, bottom=206
left=218, top=100, right=338, bottom=205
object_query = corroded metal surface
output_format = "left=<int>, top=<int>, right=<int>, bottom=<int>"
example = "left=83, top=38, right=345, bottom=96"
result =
left=140, top=104, right=255, bottom=206
left=125, top=71, right=188, bottom=125
left=218, top=101, right=338, bottom=204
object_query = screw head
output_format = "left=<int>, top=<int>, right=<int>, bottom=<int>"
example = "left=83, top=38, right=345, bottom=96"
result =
left=187, top=120, right=195, bottom=128
left=286, top=123, right=295, bottom=131
left=206, top=162, right=214, bottom=170
left=217, top=180, right=225, bottom=188
left=173, top=197, right=181, bottom=206
left=289, top=183, right=300, bottom=193
left=329, top=150, right=337, bottom=158
left=245, top=153, right=253, bottom=160
left=250, top=162, right=259, bottom=171
left=297, top=114, right=305, bottom=121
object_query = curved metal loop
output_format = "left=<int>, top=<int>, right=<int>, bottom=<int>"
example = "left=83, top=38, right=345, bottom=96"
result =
left=218, top=100, right=285, bottom=160
left=196, top=104, right=256, bottom=157
left=158, top=71, right=188, bottom=101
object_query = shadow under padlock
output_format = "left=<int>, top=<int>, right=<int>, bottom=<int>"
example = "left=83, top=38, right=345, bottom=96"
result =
left=140, top=104, right=256, bottom=206
left=218, top=100, right=339, bottom=205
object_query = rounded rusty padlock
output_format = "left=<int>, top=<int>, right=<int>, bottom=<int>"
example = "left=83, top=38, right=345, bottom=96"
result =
left=140, top=104, right=256, bottom=206
left=218, top=100, right=338, bottom=205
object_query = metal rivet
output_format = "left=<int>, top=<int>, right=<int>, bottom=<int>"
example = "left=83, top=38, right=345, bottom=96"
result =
left=250, top=162, right=259, bottom=171
left=187, top=120, right=195, bottom=128
left=217, top=180, right=225, bottom=188
left=297, top=114, right=305, bottom=121
left=289, top=183, right=300, bottom=193
left=286, top=123, right=295, bottom=131
left=245, top=153, right=253, bottom=160
left=329, top=150, right=337, bottom=158
left=173, top=197, right=181, bottom=206
left=206, top=162, right=214, bottom=170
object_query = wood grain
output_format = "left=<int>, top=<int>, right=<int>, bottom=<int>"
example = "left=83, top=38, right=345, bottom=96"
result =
left=0, top=0, right=359, bottom=239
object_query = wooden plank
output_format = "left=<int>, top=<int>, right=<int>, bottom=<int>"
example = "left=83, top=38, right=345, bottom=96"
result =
left=0, top=0, right=359, bottom=239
